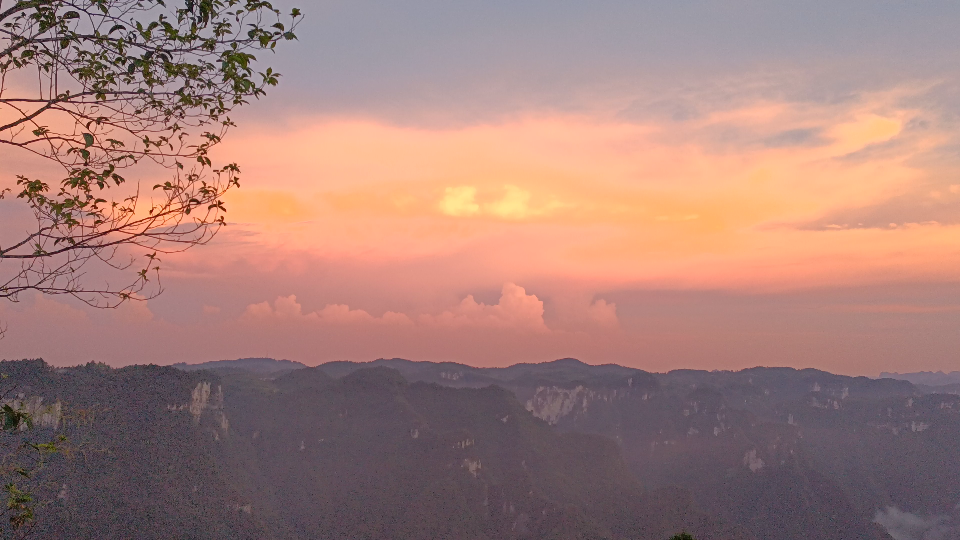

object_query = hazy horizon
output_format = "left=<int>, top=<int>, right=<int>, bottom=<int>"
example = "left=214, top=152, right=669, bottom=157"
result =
left=29, top=355, right=959, bottom=380
left=4, top=0, right=960, bottom=375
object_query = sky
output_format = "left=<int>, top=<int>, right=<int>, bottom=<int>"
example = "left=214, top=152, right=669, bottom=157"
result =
left=2, top=0, right=960, bottom=375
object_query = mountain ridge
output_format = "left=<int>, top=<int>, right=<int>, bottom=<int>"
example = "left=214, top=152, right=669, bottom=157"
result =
left=0, top=358, right=751, bottom=540
left=19, top=356, right=960, bottom=539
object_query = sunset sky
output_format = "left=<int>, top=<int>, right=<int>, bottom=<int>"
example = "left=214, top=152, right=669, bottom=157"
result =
left=3, top=0, right=960, bottom=374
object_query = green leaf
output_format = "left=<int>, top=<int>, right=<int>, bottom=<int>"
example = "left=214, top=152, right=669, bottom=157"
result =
left=82, top=133, right=94, bottom=148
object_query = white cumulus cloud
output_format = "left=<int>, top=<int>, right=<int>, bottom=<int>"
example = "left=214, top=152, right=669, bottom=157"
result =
left=421, top=283, right=548, bottom=332
left=243, top=295, right=412, bottom=325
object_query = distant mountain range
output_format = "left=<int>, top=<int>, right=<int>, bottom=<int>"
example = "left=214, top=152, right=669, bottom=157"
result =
left=171, top=357, right=307, bottom=374
left=880, top=370, right=960, bottom=388
left=4, top=357, right=960, bottom=539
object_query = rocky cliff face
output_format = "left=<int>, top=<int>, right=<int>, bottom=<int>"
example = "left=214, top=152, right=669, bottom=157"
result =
left=0, top=360, right=263, bottom=540
left=0, top=360, right=750, bottom=540
left=216, top=366, right=749, bottom=540
left=167, top=381, right=230, bottom=436
left=11, top=355, right=956, bottom=540
left=316, top=359, right=955, bottom=540
left=508, top=367, right=947, bottom=540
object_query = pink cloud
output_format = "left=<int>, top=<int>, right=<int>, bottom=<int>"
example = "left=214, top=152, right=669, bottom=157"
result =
left=548, top=293, right=620, bottom=331
left=112, top=299, right=154, bottom=324
left=30, top=294, right=90, bottom=323
left=585, top=299, right=619, bottom=328
left=421, top=283, right=548, bottom=332
left=245, top=285, right=547, bottom=332
left=243, top=295, right=413, bottom=325
left=244, top=300, right=278, bottom=318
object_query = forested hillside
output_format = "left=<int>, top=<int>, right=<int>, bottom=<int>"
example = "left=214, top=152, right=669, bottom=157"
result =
left=0, top=359, right=746, bottom=540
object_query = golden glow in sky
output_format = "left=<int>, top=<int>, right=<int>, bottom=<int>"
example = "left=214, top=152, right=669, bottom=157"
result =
left=3, top=2, right=960, bottom=374
left=219, top=92, right=956, bottom=291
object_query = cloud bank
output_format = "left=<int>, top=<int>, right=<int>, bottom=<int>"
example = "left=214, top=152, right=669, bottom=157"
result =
left=420, top=283, right=548, bottom=332
left=244, top=295, right=413, bottom=326
left=214, top=86, right=960, bottom=293
left=243, top=283, right=571, bottom=334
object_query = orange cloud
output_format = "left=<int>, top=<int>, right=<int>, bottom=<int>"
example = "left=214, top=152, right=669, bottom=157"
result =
left=439, top=186, right=480, bottom=216
left=208, top=88, right=957, bottom=292
left=829, top=114, right=902, bottom=154
left=223, top=190, right=315, bottom=224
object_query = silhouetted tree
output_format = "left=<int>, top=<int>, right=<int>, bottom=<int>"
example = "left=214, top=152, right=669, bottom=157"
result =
left=0, top=0, right=299, bottom=531
left=0, top=0, right=301, bottom=331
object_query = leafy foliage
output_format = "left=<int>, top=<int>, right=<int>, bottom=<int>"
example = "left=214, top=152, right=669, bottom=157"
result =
left=0, top=0, right=300, bottom=308
left=0, top=373, right=66, bottom=537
